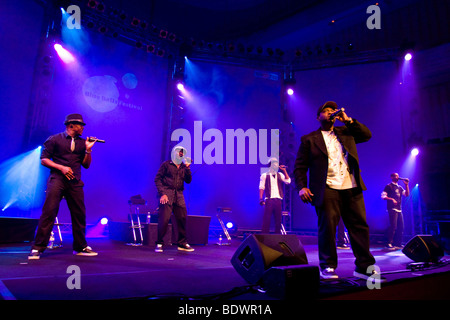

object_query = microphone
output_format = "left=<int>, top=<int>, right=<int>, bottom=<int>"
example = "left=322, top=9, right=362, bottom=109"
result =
left=329, top=107, right=345, bottom=120
left=398, top=177, right=409, bottom=181
left=88, top=137, right=105, bottom=143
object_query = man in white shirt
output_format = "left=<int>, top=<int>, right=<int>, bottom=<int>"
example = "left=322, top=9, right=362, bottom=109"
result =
left=294, top=101, right=382, bottom=282
left=259, top=158, right=291, bottom=233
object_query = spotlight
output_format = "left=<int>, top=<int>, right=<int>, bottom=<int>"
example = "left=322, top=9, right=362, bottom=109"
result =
left=287, top=88, right=294, bottom=95
left=404, top=53, right=412, bottom=61
left=54, top=44, right=75, bottom=64
left=100, top=217, right=108, bottom=225
left=411, top=148, right=419, bottom=156
left=225, top=221, right=238, bottom=235
left=177, top=82, right=184, bottom=91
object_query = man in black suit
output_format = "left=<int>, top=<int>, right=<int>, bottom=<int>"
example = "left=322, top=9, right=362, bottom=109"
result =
left=294, top=101, right=383, bottom=282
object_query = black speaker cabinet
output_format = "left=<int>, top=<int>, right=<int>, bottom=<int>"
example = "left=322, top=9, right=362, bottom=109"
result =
left=231, top=234, right=309, bottom=285
left=402, top=235, right=444, bottom=262
left=262, top=265, right=319, bottom=299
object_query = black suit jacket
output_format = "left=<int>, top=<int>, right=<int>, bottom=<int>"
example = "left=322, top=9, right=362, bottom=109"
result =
left=293, top=119, right=372, bottom=207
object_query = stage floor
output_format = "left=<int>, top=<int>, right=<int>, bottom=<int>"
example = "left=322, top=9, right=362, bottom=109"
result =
left=1, top=235, right=449, bottom=302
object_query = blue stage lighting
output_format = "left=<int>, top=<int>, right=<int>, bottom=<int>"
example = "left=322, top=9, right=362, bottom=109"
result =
left=411, top=148, right=419, bottom=156
left=0, top=147, right=46, bottom=212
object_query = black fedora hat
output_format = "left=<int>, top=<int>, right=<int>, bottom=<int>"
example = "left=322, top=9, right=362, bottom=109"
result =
left=64, top=113, right=86, bottom=126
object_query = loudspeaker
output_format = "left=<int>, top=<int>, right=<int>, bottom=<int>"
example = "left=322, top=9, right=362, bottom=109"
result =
left=402, top=235, right=444, bottom=262
left=262, top=265, right=319, bottom=299
left=231, top=234, right=309, bottom=285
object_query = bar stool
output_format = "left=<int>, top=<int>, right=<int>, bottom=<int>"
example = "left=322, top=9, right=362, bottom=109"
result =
left=127, top=195, right=146, bottom=246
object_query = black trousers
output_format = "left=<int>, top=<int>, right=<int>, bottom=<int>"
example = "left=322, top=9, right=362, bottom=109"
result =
left=387, top=209, right=404, bottom=246
left=32, top=174, right=88, bottom=252
left=157, top=191, right=187, bottom=245
left=315, top=187, right=375, bottom=271
left=262, top=198, right=282, bottom=233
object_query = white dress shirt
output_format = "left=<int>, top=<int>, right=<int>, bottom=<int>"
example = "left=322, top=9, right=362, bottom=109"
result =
left=321, top=130, right=357, bottom=190
left=259, top=171, right=291, bottom=199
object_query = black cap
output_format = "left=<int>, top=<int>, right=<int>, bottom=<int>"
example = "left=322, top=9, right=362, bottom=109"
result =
left=317, top=101, right=338, bottom=116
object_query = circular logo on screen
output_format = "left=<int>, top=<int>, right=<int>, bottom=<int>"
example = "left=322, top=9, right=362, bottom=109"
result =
left=82, top=75, right=119, bottom=112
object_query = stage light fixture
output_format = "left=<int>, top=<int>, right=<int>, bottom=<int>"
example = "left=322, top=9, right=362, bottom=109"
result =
left=156, top=48, right=165, bottom=57
left=54, top=44, right=75, bottom=64
left=146, top=44, right=155, bottom=53
left=287, top=88, right=294, bottom=95
left=177, top=83, right=185, bottom=91
left=225, top=221, right=238, bottom=235
left=411, top=148, right=419, bottom=156
left=404, top=53, right=412, bottom=61
left=131, top=17, right=140, bottom=27
left=159, top=30, right=168, bottom=39
left=98, top=26, right=107, bottom=34
left=87, top=0, right=98, bottom=9
left=100, top=217, right=109, bottom=225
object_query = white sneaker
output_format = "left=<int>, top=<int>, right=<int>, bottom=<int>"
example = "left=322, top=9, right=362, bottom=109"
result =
left=74, top=246, right=98, bottom=256
left=320, top=267, right=338, bottom=279
left=178, top=243, right=194, bottom=252
left=155, top=244, right=163, bottom=253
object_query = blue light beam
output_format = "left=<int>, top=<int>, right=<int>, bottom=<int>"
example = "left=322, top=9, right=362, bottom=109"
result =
left=0, top=147, right=46, bottom=212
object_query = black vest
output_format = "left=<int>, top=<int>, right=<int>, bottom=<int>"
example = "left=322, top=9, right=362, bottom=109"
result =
left=264, top=173, right=284, bottom=199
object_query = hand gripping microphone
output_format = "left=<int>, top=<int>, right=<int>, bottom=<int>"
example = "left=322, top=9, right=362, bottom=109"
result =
left=329, top=108, right=345, bottom=120
left=88, top=137, right=106, bottom=143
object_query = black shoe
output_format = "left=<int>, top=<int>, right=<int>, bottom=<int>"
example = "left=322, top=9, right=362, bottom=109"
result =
left=28, top=249, right=41, bottom=260
left=73, top=246, right=98, bottom=256
left=353, top=268, right=386, bottom=283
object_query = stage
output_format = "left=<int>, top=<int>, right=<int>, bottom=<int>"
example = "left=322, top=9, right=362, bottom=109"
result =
left=1, top=234, right=449, bottom=302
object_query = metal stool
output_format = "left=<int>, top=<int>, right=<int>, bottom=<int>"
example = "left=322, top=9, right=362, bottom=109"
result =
left=127, top=195, right=146, bottom=246
left=47, top=217, right=64, bottom=249
left=281, top=211, right=291, bottom=235
left=216, top=207, right=232, bottom=245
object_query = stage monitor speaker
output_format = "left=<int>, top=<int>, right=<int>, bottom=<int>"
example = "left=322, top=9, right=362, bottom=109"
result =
left=230, top=234, right=309, bottom=285
left=402, top=235, right=444, bottom=262
left=262, top=265, right=319, bottom=299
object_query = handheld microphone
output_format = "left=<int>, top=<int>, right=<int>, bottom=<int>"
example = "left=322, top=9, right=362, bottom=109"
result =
left=398, top=177, right=409, bottom=181
left=88, top=137, right=106, bottom=143
left=329, top=107, right=345, bottom=120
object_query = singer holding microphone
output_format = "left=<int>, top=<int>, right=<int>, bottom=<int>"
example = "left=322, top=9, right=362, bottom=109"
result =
left=259, top=157, right=291, bottom=233
left=381, top=173, right=410, bottom=250
left=294, top=101, right=383, bottom=282
left=29, top=114, right=99, bottom=259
